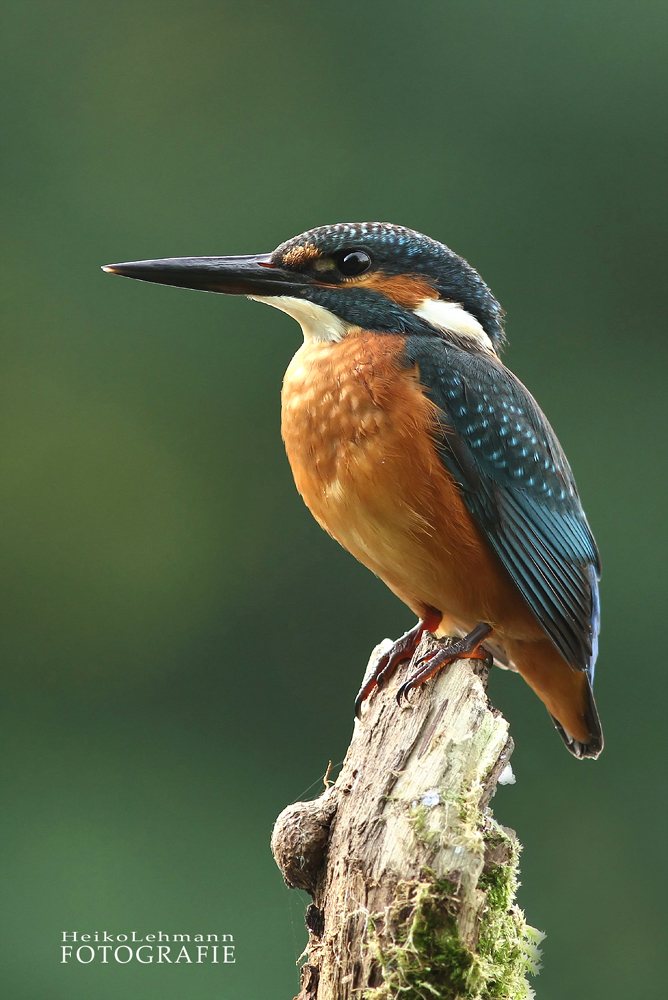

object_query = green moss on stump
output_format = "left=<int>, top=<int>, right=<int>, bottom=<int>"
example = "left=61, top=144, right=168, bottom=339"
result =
left=364, top=833, right=542, bottom=1000
left=476, top=837, right=543, bottom=1000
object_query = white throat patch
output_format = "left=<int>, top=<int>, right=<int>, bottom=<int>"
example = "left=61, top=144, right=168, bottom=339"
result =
left=249, top=294, right=353, bottom=343
left=413, top=298, right=494, bottom=353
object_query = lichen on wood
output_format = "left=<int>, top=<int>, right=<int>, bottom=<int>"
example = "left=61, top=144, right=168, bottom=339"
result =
left=271, top=634, right=543, bottom=999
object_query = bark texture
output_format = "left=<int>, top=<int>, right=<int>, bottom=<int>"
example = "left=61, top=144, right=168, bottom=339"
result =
left=272, top=635, right=542, bottom=1000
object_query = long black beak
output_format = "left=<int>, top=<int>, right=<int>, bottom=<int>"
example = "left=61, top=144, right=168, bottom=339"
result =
left=101, top=254, right=311, bottom=296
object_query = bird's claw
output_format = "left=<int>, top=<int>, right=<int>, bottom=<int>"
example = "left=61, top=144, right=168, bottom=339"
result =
left=396, top=680, right=418, bottom=706
left=354, top=618, right=437, bottom=717
left=394, top=622, right=494, bottom=707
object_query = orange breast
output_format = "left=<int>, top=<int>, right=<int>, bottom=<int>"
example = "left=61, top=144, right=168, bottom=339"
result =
left=281, top=331, right=540, bottom=640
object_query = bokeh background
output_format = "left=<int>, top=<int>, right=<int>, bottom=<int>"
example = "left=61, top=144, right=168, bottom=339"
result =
left=1, top=2, right=666, bottom=998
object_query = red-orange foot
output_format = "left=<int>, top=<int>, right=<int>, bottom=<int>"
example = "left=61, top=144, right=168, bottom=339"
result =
left=396, top=622, right=494, bottom=705
left=355, top=612, right=441, bottom=718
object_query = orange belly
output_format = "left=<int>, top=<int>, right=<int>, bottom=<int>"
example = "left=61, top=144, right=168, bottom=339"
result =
left=281, top=332, right=534, bottom=637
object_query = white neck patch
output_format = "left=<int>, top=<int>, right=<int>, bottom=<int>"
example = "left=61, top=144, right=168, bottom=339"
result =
left=249, top=292, right=495, bottom=352
left=413, top=298, right=495, bottom=353
left=249, top=294, right=353, bottom=344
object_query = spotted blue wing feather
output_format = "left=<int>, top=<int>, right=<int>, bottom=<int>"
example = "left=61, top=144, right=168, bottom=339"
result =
left=404, top=337, right=600, bottom=680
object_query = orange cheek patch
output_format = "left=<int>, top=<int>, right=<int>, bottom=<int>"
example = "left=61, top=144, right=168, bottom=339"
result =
left=351, top=271, right=439, bottom=309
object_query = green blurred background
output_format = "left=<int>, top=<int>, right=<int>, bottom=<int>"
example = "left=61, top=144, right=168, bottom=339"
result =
left=0, top=2, right=666, bottom=997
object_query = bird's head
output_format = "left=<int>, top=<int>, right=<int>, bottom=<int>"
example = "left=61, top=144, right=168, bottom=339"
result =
left=103, top=222, right=505, bottom=354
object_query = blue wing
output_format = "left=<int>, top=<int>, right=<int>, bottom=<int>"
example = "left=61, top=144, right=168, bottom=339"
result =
left=403, top=336, right=600, bottom=681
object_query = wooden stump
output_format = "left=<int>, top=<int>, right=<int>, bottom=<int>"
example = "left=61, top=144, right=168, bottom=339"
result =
left=272, top=634, right=543, bottom=1000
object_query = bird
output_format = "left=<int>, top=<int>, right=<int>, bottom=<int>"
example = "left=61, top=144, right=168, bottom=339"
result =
left=103, top=222, right=603, bottom=759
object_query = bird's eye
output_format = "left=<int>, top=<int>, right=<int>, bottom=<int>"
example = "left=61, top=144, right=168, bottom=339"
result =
left=335, top=250, right=372, bottom=277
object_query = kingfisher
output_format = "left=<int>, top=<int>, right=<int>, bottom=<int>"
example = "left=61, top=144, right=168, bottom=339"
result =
left=103, top=222, right=603, bottom=759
